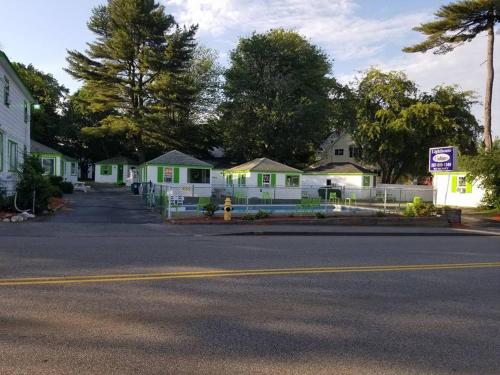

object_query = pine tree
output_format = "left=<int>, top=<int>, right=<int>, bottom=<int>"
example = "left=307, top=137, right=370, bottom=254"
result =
left=65, top=0, right=197, bottom=162
left=403, top=0, right=500, bottom=151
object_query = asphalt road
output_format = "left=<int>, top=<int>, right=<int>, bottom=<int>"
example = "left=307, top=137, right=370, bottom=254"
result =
left=0, top=186, right=499, bottom=375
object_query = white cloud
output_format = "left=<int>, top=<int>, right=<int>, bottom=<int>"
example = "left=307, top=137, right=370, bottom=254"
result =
left=340, top=34, right=500, bottom=138
left=165, top=0, right=425, bottom=61
left=165, top=0, right=499, bottom=138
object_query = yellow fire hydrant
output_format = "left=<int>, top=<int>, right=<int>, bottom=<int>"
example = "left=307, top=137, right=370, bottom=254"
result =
left=224, top=197, right=232, bottom=221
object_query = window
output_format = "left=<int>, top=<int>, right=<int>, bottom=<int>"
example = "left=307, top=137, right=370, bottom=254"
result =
left=237, top=174, right=246, bottom=186
left=164, top=167, right=173, bottom=183
left=71, top=162, right=77, bottom=176
left=262, top=173, right=271, bottom=187
left=24, top=101, right=29, bottom=123
left=226, top=174, right=233, bottom=186
left=42, top=158, right=56, bottom=175
left=8, top=140, right=17, bottom=171
left=457, top=176, right=469, bottom=193
left=188, top=168, right=210, bottom=184
left=349, top=145, right=360, bottom=158
left=4, top=76, right=10, bottom=106
left=0, top=132, right=3, bottom=172
left=362, top=175, right=371, bottom=187
left=334, top=148, right=344, bottom=156
left=100, top=165, right=112, bottom=175
left=326, top=179, right=332, bottom=186
left=285, top=175, right=300, bottom=187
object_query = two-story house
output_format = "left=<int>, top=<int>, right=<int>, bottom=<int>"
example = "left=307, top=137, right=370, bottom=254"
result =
left=0, top=51, right=34, bottom=195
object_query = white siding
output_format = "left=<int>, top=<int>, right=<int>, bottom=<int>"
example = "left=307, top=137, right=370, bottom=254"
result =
left=225, top=172, right=302, bottom=200
left=144, top=165, right=212, bottom=197
left=0, top=59, right=31, bottom=194
left=433, top=173, right=485, bottom=208
left=95, top=163, right=136, bottom=184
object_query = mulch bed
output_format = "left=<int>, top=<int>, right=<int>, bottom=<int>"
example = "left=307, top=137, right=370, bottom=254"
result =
left=167, top=215, right=449, bottom=226
left=48, top=197, right=66, bottom=211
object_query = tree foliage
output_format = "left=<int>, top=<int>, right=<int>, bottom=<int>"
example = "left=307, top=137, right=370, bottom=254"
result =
left=403, top=0, right=500, bottom=151
left=65, top=0, right=216, bottom=162
left=461, top=140, right=500, bottom=209
left=353, top=69, right=480, bottom=183
left=12, top=62, right=68, bottom=147
left=218, top=29, right=336, bottom=167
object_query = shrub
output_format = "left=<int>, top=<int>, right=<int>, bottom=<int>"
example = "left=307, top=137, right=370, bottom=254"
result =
left=16, top=155, right=54, bottom=213
left=315, top=212, right=326, bottom=219
left=461, top=141, right=500, bottom=210
left=48, top=175, right=64, bottom=187
left=0, top=190, right=14, bottom=211
left=404, top=203, right=416, bottom=217
left=203, top=202, right=219, bottom=217
left=254, top=210, right=270, bottom=219
left=48, top=184, right=63, bottom=198
left=242, top=210, right=271, bottom=220
left=60, top=181, right=74, bottom=194
left=376, top=210, right=385, bottom=217
left=416, top=202, right=436, bottom=216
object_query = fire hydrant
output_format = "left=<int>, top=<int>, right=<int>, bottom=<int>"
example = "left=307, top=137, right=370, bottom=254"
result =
left=224, top=197, right=232, bottom=221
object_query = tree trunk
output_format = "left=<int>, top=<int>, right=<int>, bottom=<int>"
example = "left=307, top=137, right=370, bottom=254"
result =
left=483, top=19, right=494, bottom=151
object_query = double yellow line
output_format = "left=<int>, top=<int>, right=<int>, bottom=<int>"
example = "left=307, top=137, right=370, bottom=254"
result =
left=1, top=262, right=499, bottom=286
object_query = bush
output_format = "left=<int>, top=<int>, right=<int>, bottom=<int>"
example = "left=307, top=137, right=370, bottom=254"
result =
left=0, top=190, right=14, bottom=211
left=404, top=203, right=416, bottom=217
left=16, top=155, right=54, bottom=213
left=203, top=202, right=219, bottom=217
left=254, top=210, right=270, bottom=219
left=48, top=175, right=64, bottom=187
left=461, top=141, right=500, bottom=210
left=60, top=181, right=74, bottom=194
left=315, top=212, right=326, bottom=219
left=242, top=210, right=271, bottom=220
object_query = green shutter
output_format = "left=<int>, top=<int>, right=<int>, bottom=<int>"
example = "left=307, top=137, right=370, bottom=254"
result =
left=257, top=173, right=263, bottom=187
left=237, top=174, right=241, bottom=186
left=271, top=173, right=276, bottom=187
left=173, top=167, right=180, bottom=183
left=157, top=166, right=163, bottom=183
left=60, top=160, right=64, bottom=176
left=466, top=179, right=473, bottom=193
left=451, top=176, right=457, bottom=193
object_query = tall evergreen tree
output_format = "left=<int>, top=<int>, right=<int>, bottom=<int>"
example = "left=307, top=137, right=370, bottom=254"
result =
left=403, top=0, right=500, bottom=151
left=65, top=0, right=198, bottom=162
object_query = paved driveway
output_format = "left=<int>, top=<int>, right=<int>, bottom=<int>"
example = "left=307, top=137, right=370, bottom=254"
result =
left=43, top=184, right=162, bottom=224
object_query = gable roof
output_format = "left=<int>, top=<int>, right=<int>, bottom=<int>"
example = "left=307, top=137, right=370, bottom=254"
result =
left=226, top=158, right=302, bottom=173
left=304, top=162, right=375, bottom=174
left=30, top=140, right=77, bottom=162
left=146, top=150, right=212, bottom=167
left=95, top=156, right=138, bottom=165
left=0, top=51, right=35, bottom=102
left=31, top=140, right=61, bottom=155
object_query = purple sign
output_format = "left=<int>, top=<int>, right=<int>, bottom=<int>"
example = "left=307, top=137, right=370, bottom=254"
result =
left=429, top=146, right=457, bottom=172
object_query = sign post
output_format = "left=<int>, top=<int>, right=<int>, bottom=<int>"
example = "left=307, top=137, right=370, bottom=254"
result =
left=428, top=146, right=457, bottom=172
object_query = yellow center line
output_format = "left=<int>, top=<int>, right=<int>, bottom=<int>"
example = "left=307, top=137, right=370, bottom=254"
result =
left=0, top=262, right=499, bottom=286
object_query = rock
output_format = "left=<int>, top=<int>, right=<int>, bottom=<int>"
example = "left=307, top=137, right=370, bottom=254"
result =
left=20, top=212, right=35, bottom=219
left=2, top=218, right=10, bottom=223
left=11, top=215, right=24, bottom=222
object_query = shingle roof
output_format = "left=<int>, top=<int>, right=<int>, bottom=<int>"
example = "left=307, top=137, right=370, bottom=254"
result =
left=226, top=158, right=302, bottom=173
left=95, top=156, right=137, bottom=165
left=31, top=140, right=60, bottom=155
left=304, top=162, right=375, bottom=174
left=146, top=150, right=212, bottom=167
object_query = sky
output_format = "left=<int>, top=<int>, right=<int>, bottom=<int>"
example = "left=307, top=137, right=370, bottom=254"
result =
left=0, top=0, right=498, bottom=137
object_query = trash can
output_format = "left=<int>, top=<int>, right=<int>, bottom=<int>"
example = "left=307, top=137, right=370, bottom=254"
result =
left=445, top=208, right=461, bottom=224
left=131, top=182, right=140, bottom=195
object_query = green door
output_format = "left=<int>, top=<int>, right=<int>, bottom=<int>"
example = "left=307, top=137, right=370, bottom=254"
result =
left=117, top=165, right=124, bottom=184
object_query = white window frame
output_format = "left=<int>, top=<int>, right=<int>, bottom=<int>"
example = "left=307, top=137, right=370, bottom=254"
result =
left=8, top=140, right=17, bottom=171
left=41, top=157, right=56, bottom=176
left=71, top=162, right=77, bottom=176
